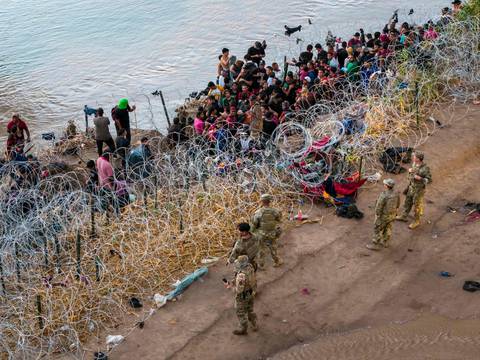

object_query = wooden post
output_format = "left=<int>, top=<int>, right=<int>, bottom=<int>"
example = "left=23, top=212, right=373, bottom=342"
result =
left=75, top=230, right=81, bottom=280
left=282, top=56, right=288, bottom=83
left=0, top=257, right=6, bottom=295
left=54, top=234, right=61, bottom=274
left=154, top=175, right=158, bottom=210
left=159, top=91, right=172, bottom=128
left=414, top=81, right=420, bottom=127
left=14, top=242, right=21, bottom=282
left=95, top=256, right=101, bottom=282
left=90, top=195, right=96, bottom=239
left=42, top=232, right=49, bottom=268
left=36, top=294, right=44, bottom=330
left=143, top=186, right=148, bottom=208
left=358, top=156, right=364, bottom=179
left=84, top=105, right=89, bottom=132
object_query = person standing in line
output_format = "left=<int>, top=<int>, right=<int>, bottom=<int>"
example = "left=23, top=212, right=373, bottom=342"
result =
left=93, top=108, right=115, bottom=156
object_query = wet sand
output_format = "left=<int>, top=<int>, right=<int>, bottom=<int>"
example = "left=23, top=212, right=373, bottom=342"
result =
left=103, top=103, right=480, bottom=360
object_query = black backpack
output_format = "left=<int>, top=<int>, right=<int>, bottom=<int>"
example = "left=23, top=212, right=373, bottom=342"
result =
left=336, top=204, right=364, bottom=219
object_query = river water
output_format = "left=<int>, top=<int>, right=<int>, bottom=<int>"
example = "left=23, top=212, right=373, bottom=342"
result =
left=0, top=0, right=446, bottom=140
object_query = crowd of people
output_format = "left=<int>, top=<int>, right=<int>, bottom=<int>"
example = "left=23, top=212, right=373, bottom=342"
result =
left=167, top=2, right=463, bottom=152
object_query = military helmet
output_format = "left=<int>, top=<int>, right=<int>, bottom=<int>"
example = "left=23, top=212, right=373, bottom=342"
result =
left=260, top=194, right=273, bottom=202
left=383, top=178, right=395, bottom=187
left=413, top=151, right=424, bottom=161
left=234, top=255, right=249, bottom=271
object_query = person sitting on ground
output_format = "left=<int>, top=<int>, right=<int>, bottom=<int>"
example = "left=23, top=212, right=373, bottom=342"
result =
left=167, top=117, right=187, bottom=145
left=127, top=137, right=153, bottom=178
left=112, top=98, right=136, bottom=146
left=115, top=128, right=129, bottom=169
left=96, top=151, right=114, bottom=211
left=94, top=108, right=115, bottom=156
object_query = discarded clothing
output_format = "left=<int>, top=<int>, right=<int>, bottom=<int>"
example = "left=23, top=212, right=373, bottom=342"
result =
left=463, top=281, right=480, bottom=292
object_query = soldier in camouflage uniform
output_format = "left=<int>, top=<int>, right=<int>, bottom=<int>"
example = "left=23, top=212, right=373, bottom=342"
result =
left=396, top=151, right=432, bottom=229
left=366, top=178, right=400, bottom=251
left=251, top=194, right=283, bottom=268
left=228, top=222, right=260, bottom=271
left=227, top=255, right=258, bottom=335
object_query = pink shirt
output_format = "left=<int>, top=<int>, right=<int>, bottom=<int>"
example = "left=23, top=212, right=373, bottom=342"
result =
left=425, top=29, right=438, bottom=40
left=96, top=156, right=114, bottom=189
left=193, top=117, right=205, bottom=135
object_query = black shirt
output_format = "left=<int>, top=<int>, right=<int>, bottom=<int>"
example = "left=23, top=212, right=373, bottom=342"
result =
left=316, top=50, right=328, bottom=64
left=246, top=47, right=265, bottom=65
left=337, top=48, right=348, bottom=68
left=299, top=51, right=314, bottom=65
left=113, top=106, right=131, bottom=129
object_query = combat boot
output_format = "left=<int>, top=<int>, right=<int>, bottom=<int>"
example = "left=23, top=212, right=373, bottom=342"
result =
left=233, top=325, right=248, bottom=336
left=408, top=219, right=420, bottom=229
left=273, top=259, right=283, bottom=267
left=395, top=215, right=408, bottom=222
left=250, top=318, right=258, bottom=332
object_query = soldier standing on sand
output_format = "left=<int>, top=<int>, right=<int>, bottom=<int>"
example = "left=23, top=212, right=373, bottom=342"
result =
left=228, top=223, right=260, bottom=271
left=366, top=179, right=400, bottom=251
left=225, top=255, right=258, bottom=335
left=251, top=194, right=283, bottom=268
left=396, top=151, right=432, bottom=229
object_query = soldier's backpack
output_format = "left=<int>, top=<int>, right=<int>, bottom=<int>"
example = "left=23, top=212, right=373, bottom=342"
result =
left=336, top=204, right=364, bottom=219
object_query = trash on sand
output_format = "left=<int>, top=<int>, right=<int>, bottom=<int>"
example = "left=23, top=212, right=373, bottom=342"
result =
left=439, top=271, right=454, bottom=277
left=106, top=335, right=124, bottom=346
left=94, top=352, right=108, bottom=360
left=367, top=172, right=382, bottom=182
left=154, top=294, right=167, bottom=308
left=201, top=256, right=220, bottom=265
left=447, top=206, right=457, bottom=213
left=293, top=209, right=309, bottom=221
left=166, top=267, right=208, bottom=300
left=465, top=211, right=480, bottom=223
left=463, top=281, right=480, bottom=292
left=129, top=297, right=143, bottom=308
left=301, top=288, right=311, bottom=295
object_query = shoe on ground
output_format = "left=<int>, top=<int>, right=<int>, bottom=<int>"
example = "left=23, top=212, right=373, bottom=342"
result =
left=408, top=220, right=420, bottom=229
left=273, top=260, right=283, bottom=267
left=382, top=242, right=390, bottom=248
left=366, top=243, right=383, bottom=251
left=250, top=322, right=258, bottom=332
left=395, top=215, right=408, bottom=222
left=233, top=328, right=247, bottom=335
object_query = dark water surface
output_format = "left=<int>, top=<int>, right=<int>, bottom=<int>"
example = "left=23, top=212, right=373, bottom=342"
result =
left=0, top=0, right=446, bottom=140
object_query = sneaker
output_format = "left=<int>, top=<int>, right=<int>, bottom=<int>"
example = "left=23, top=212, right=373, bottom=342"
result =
left=408, top=220, right=420, bottom=229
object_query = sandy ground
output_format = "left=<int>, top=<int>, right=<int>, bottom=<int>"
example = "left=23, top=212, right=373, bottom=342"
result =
left=109, top=104, right=480, bottom=360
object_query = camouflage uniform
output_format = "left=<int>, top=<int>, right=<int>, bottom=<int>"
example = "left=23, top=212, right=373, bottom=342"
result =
left=398, top=161, right=432, bottom=228
left=373, top=187, right=400, bottom=247
left=251, top=206, right=282, bottom=268
left=228, top=233, right=260, bottom=271
left=232, top=256, right=257, bottom=335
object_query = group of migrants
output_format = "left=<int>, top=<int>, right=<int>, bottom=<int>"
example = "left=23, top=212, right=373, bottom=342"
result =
left=2, top=0, right=460, bottom=336
left=204, top=1, right=455, bottom=331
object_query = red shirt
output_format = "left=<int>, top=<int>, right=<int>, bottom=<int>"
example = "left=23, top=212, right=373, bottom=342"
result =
left=7, top=119, right=28, bottom=132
